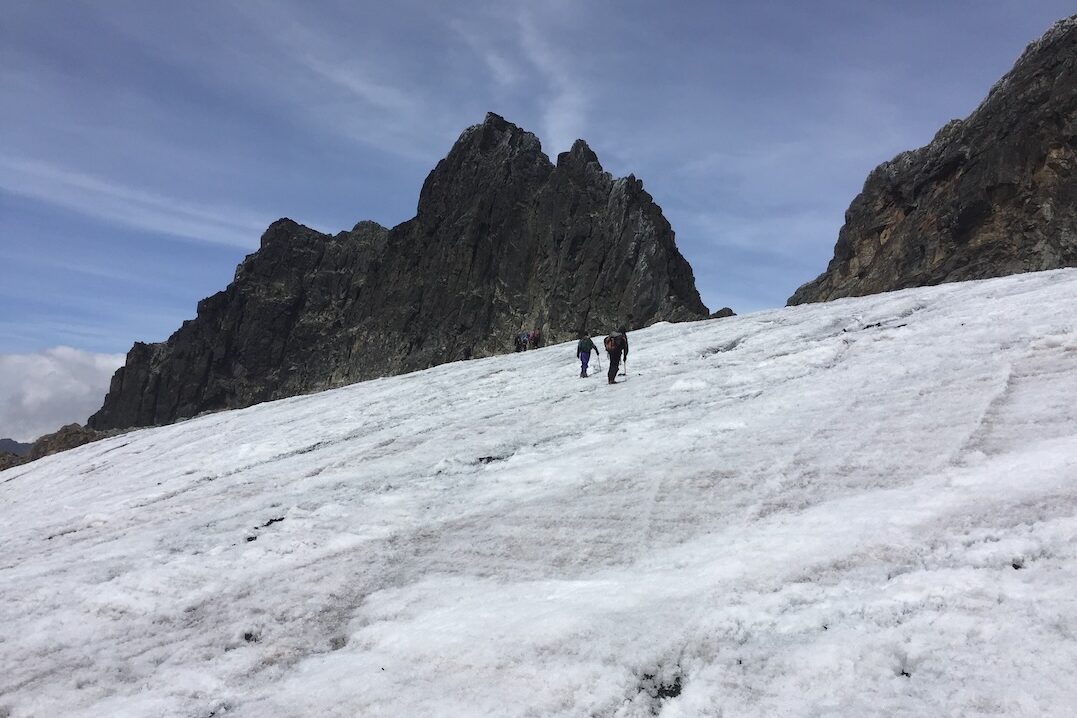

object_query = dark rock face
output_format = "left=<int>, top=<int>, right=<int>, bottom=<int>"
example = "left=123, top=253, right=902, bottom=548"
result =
left=89, top=113, right=708, bottom=430
left=789, top=16, right=1077, bottom=305
left=710, top=307, right=736, bottom=319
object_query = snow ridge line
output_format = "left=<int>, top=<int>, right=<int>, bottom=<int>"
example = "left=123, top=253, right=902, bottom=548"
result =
left=951, top=360, right=1017, bottom=464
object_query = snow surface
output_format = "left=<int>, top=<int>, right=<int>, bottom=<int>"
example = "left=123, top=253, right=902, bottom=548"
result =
left=3, top=270, right=1077, bottom=717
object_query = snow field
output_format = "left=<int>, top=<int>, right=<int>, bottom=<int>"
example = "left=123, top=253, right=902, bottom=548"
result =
left=2, top=269, right=1077, bottom=716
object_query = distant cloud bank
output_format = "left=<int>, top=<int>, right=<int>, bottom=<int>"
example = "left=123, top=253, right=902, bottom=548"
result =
left=0, top=347, right=124, bottom=442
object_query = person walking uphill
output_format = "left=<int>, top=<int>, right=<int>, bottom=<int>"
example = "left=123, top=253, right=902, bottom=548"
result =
left=576, top=333, right=599, bottom=378
left=604, top=327, right=629, bottom=384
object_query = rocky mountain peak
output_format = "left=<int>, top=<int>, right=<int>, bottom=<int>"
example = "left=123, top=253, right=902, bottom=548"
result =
left=789, top=14, right=1076, bottom=305
left=351, top=219, right=388, bottom=235
left=558, top=139, right=602, bottom=170
left=456, top=112, right=545, bottom=160
left=89, top=113, right=709, bottom=431
left=416, top=113, right=551, bottom=225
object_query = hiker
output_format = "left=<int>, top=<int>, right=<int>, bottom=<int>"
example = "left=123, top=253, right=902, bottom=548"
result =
left=528, top=329, right=542, bottom=350
left=576, top=332, right=599, bottom=378
left=603, top=326, right=629, bottom=384
left=514, top=332, right=528, bottom=352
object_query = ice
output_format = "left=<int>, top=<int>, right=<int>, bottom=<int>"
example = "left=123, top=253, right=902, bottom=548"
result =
left=2, top=269, right=1077, bottom=716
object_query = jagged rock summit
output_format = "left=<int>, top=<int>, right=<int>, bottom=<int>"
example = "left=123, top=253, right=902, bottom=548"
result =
left=789, top=15, right=1077, bottom=305
left=89, top=113, right=708, bottom=431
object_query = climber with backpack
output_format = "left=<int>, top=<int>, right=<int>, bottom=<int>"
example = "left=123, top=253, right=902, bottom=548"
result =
left=603, top=327, right=629, bottom=384
left=576, top=332, right=599, bottom=378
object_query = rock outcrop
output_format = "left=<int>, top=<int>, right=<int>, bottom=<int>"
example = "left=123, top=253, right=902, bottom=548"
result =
left=0, top=424, right=116, bottom=471
left=27, top=424, right=111, bottom=461
left=789, top=16, right=1077, bottom=305
left=89, top=113, right=709, bottom=430
left=0, top=453, right=24, bottom=471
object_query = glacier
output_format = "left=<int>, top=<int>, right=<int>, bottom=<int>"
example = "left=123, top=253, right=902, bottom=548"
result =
left=2, top=269, right=1076, bottom=717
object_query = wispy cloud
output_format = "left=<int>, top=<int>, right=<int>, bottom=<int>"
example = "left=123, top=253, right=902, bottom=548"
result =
left=450, top=18, right=523, bottom=88
left=0, top=347, right=124, bottom=442
left=516, top=9, right=587, bottom=155
left=0, top=157, right=269, bottom=247
left=218, top=2, right=452, bottom=162
left=0, top=308, right=187, bottom=354
left=299, top=55, right=419, bottom=115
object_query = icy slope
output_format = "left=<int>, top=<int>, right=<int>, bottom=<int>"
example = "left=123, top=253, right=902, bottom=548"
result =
left=2, top=270, right=1077, bottom=718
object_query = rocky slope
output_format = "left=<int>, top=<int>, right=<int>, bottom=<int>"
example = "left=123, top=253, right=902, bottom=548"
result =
left=27, top=424, right=114, bottom=461
left=0, top=453, right=24, bottom=472
left=89, top=113, right=708, bottom=431
left=0, top=425, right=116, bottom=470
left=789, top=15, right=1077, bottom=305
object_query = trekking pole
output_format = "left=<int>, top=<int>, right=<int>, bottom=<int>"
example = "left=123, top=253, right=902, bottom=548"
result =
left=595, top=351, right=602, bottom=372
left=620, top=358, right=627, bottom=376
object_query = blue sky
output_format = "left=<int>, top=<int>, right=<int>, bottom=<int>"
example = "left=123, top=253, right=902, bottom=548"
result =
left=1, top=1, right=1073, bottom=438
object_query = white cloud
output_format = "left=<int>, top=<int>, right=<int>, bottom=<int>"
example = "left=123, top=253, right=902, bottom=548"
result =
left=217, top=3, right=451, bottom=162
left=0, top=347, right=124, bottom=442
left=299, top=55, right=419, bottom=114
left=516, top=9, right=588, bottom=155
left=0, top=157, right=268, bottom=247
left=450, top=18, right=523, bottom=88
left=674, top=206, right=842, bottom=260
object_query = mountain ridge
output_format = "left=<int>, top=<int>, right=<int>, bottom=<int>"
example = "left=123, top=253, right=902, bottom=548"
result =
left=0, top=438, right=31, bottom=456
left=88, top=113, right=708, bottom=431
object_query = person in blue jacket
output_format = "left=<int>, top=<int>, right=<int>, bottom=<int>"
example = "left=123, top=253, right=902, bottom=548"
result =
left=576, top=332, right=599, bottom=377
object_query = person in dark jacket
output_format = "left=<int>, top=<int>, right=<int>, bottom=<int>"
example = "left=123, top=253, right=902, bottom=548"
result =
left=576, top=333, right=599, bottom=378
left=605, top=326, right=628, bottom=384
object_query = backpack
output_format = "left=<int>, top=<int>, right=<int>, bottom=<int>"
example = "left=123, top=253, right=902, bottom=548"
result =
left=604, top=334, right=624, bottom=353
